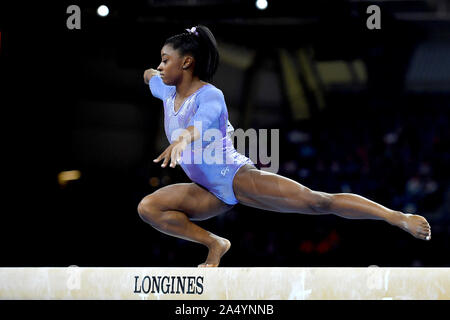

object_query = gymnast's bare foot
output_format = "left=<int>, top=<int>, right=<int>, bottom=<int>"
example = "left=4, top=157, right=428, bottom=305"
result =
left=198, top=237, right=231, bottom=267
left=392, top=212, right=431, bottom=241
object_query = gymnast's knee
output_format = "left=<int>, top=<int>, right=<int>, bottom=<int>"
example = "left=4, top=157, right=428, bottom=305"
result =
left=137, top=195, right=163, bottom=225
left=308, top=191, right=334, bottom=214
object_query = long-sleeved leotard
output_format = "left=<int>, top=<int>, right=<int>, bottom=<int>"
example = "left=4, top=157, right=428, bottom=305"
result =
left=149, top=75, right=255, bottom=205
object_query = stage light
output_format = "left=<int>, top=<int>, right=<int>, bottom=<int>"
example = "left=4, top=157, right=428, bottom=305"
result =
left=97, top=5, right=109, bottom=17
left=256, top=0, right=268, bottom=10
left=149, top=177, right=160, bottom=187
left=57, top=170, right=81, bottom=188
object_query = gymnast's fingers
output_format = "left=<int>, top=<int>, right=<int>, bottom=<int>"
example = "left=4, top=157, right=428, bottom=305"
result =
left=153, top=151, right=164, bottom=163
left=170, top=148, right=178, bottom=168
left=161, top=154, right=170, bottom=168
left=157, top=148, right=170, bottom=168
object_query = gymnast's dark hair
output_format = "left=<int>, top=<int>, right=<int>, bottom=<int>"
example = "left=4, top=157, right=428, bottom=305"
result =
left=164, top=25, right=219, bottom=82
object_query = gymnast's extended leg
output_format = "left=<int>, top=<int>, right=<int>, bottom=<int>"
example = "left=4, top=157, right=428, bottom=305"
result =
left=233, top=165, right=431, bottom=240
left=137, top=182, right=234, bottom=267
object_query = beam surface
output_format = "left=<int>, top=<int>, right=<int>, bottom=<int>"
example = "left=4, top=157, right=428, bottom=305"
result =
left=0, top=267, right=449, bottom=300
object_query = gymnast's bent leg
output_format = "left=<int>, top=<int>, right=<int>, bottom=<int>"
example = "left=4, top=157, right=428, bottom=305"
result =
left=137, top=182, right=234, bottom=267
left=233, top=165, right=431, bottom=240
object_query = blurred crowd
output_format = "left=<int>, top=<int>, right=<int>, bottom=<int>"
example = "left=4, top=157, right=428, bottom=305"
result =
left=279, top=105, right=449, bottom=224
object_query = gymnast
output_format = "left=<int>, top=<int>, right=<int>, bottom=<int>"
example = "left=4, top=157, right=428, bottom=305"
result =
left=139, top=25, right=431, bottom=267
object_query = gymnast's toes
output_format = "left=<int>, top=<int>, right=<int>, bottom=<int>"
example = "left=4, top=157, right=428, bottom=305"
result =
left=400, top=214, right=431, bottom=241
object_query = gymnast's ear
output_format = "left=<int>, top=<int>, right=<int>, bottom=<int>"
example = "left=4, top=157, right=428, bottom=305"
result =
left=182, top=55, right=194, bottom=70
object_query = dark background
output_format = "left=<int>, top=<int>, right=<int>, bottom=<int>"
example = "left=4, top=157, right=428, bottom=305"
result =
left=0, top=0, right=449, bottom=267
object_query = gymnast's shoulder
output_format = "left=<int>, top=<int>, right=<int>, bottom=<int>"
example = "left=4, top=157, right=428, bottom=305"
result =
left=197, top=82, right=225, bottom=102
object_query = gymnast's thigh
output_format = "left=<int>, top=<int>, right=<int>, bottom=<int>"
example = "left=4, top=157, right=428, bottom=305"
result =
left=232, top=165, right=319, bottom=214
left=147, top=182, right=235, bottom=221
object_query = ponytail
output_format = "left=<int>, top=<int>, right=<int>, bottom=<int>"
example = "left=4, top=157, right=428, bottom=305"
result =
left=164, top=25, right=220, bottom=82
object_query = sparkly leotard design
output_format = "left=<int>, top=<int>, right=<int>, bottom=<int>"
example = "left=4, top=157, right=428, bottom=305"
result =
left=149, top=75, right=255, bottom=205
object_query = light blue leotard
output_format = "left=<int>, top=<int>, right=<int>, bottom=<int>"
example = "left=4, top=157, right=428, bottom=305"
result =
left=149, top=75, right=255, bottom=205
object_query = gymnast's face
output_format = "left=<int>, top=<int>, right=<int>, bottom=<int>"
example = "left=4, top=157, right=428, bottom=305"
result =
left=157, top=44, right=194, bottom=86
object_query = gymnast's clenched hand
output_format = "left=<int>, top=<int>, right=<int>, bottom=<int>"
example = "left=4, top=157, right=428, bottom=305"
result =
left=143, top=68, right=160, bottom=84
left=153, top=138, right=188, bottom=168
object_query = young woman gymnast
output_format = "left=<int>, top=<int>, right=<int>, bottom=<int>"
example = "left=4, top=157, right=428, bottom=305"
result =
left=139, top=25, right=431, bottom=267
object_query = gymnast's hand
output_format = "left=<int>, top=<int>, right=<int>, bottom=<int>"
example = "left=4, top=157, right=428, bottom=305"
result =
left=143, top=68, right=160, bottom=84
left=153, top=138, right=188, bottom=168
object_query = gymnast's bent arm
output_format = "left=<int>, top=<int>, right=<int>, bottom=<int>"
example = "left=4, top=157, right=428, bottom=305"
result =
left=153, top=89, right=224, bottom=169
left=143, top=68, right=160, bottom=84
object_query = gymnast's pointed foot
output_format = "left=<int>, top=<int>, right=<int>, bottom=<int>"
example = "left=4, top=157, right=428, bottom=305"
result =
left=198, top=237, right=231, bottom=267
left=393, top=212, right=431, bottom=241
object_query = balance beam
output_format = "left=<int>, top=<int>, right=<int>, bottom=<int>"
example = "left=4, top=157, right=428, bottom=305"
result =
left=0, top=267, right=448, bottom=300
